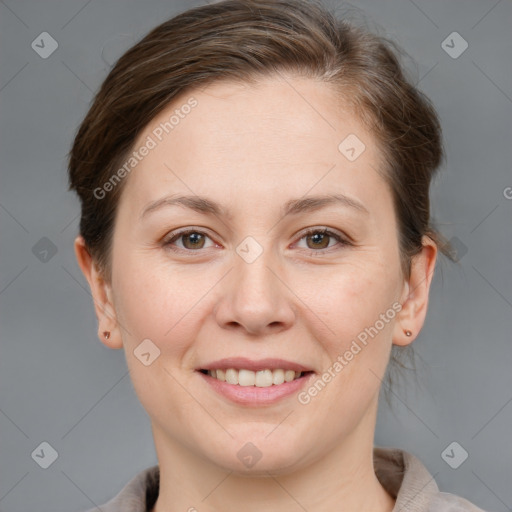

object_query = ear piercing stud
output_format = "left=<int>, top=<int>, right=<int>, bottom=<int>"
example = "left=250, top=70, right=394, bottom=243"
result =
left=404, top=330, right=412, bottom=337
left=103, top=331, right=111, bottom=340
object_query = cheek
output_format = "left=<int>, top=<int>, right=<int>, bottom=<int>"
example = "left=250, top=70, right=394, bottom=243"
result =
left=301, top=257, right=400, bottom=404
left=111, top=253, right=194, bottom=349
left=304, top=256, right=400, bottom=343
left=290, top=270, right=398, bottom=449
left=111, top=258, right=203, bottom=424
left=111, top=252, right=231, bottom=378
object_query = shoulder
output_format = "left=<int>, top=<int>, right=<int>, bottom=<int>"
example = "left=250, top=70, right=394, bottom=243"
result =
left=428, top=491, right=488, bottom=511
left=81, top=465, right=159, bottom=512
left=373, top=446, right=487, bottom=512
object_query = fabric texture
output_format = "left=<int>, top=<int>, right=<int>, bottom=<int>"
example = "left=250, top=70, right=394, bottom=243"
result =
left=83, top=447, right=487, bottom=511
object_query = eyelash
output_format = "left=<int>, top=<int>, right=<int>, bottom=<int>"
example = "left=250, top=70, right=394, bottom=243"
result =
left=162, top=227, right=350, bottom=256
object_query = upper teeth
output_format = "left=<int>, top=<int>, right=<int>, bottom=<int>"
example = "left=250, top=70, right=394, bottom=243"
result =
left=207, top=368, right=302, bottom=387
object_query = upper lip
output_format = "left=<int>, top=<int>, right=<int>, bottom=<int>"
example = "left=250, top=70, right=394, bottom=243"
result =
left=197, top=357, right=314, bottom=373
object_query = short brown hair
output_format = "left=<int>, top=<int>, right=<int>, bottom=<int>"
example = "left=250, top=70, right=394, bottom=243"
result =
left=68, top=0, right=453, bottom=393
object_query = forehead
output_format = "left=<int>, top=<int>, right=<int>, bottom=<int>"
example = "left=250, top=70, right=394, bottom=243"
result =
left=118, top=76, right=386, bottom=217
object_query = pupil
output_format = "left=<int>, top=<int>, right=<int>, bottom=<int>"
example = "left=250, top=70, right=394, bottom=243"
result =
left=312, top=233, right=324, bottom=245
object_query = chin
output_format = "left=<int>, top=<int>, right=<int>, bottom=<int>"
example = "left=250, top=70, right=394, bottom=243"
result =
left=202, top=434, right=310, bottom=476
left=216, top=452, right=305, bottom=476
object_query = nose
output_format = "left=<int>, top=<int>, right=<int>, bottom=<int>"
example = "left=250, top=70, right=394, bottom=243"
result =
left=213, top=249, right=296, bottom=337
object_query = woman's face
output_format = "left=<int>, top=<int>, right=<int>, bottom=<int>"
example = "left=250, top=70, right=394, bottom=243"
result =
left=83, top=76, right=433, bottom=474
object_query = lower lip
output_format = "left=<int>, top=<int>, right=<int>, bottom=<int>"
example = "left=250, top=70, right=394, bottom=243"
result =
left=198, top=371, right=315, bottom=406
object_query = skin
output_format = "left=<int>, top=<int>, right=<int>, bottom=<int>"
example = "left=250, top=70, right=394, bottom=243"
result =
left=75, top=75, right=436, bottom=512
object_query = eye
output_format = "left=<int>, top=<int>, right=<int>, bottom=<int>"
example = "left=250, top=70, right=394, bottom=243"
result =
left=163, top=229, right=217, bottom=252
left=294, top=228, right=349, bottom=254
left=162, top=227, right=350, bottom=255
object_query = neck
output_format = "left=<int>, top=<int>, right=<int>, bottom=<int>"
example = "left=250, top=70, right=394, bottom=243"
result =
left=151, top=401, right=395, bottom=512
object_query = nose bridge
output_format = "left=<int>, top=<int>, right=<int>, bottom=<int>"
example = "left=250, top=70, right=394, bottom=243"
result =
left=233, top=235, right=280, bottom=307
left=214, top=234, right=296, bottom=334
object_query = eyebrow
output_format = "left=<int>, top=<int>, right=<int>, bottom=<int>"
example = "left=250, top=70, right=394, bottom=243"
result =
left=140, top=193, right=369, bottom=221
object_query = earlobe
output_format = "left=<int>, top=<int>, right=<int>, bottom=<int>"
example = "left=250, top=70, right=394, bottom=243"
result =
left=392, top=237, right=437, bottom=346
left=73, top=235, right=123, bottom=349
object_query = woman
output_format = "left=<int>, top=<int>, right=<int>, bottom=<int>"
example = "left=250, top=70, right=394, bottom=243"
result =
left=68, top=0, right=486, bottom=510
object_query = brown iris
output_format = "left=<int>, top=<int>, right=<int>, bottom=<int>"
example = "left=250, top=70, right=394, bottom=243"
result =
left=181, top=232, right=206, bottom=250
left=305, top=230, right=330, bottom=250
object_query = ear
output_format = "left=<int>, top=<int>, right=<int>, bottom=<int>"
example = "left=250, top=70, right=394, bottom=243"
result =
left=74, top=235, right=123, bottom=349
left=393, top=236, right=438, bottom=346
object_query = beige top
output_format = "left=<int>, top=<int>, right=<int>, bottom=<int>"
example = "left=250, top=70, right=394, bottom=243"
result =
left=83, top=447, right=487, bottom=511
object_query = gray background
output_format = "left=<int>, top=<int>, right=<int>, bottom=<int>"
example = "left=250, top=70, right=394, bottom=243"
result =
left=0, top=0, right=511, bottom=511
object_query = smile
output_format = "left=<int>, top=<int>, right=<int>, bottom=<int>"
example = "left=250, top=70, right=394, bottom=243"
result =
left=200, top=368, right=310, bottom=387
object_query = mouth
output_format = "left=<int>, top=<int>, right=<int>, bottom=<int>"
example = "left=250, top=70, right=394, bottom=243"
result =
left=198, top=368, right=314, bottom=387
left=195, top=358, right=316, bottom=406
